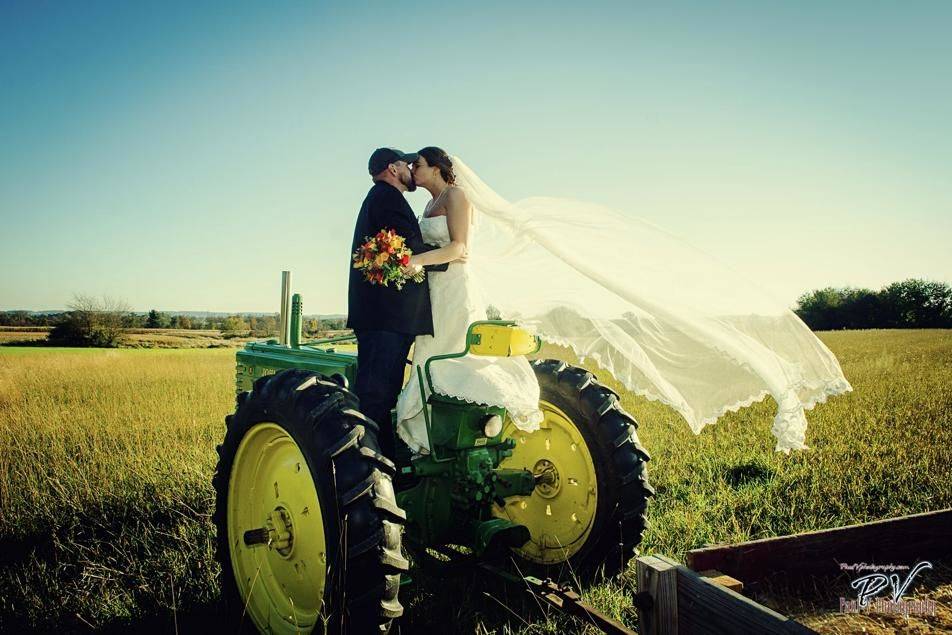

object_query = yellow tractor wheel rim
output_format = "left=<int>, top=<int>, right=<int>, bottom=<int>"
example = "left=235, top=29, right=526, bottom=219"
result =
left=228, top=422, right=327, bottom=633
left=493, top=400, right=598, bottom=564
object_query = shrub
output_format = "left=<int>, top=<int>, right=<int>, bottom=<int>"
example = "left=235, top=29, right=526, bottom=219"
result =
left=48, top=294, right=129, bottom=347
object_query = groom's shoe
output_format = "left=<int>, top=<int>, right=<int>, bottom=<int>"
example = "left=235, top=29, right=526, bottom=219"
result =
left=393, top=465, right=420, bottom=493
left=392, top=436, right=418, bottom=492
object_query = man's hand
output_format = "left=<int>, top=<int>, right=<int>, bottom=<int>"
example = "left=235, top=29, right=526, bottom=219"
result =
left=401, top=263, right=423, bottom=277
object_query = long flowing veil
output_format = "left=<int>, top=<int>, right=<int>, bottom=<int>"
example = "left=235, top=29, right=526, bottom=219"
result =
left=452, top=155, right=853, bottom=453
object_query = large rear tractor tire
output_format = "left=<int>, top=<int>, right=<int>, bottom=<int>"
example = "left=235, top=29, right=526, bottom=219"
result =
left=493, top=359, right=655, bottom=582
left=213, top=369, right=408, bottom=634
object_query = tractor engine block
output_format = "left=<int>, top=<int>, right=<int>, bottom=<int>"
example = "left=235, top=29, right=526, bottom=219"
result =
left=395, top=398, right=536, bottom=553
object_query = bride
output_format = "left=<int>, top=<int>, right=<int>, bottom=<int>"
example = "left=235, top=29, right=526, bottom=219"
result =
left=395, top=147, right=544, bottom=455
left=397, top=148, right=853, bottom=455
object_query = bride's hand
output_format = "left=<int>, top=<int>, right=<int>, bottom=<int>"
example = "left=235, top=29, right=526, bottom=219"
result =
left=456, top=246, right=469, bottom=263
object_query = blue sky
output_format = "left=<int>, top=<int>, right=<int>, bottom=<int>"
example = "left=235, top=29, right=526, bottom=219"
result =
left=1, top=1, right=949, bottom=313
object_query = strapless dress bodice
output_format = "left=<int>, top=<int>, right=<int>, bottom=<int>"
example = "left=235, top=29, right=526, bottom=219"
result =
left=419, top=215, right=451, bottom=247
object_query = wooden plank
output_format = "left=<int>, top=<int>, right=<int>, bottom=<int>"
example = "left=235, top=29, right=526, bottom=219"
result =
left=686, top=508, right=952, bottom=587
left=476, top=561, right=636, bottom=634
left=656, top=555, right=816, bottom=635
left=636, top=555, right=678, bottom=635
left=697, top=570, right=743, bottom=594
left=536, top=580, right=636, bottom=635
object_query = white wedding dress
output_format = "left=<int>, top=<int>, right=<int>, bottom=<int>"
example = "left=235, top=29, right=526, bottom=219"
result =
left=395, top=214, right=544, bottom=455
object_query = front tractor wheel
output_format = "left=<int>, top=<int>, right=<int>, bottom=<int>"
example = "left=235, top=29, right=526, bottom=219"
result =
left=213, top=369, right=408, bottom=634
left=493, top=359, right=655, bottom=582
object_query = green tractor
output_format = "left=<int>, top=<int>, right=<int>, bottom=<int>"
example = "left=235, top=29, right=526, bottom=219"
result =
left=212, top=274, right=654, bottom=633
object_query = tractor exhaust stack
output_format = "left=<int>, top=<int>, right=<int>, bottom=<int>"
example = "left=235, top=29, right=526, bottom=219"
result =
left=278, top=271, right=291, bottom=345
left=290, top=294, right=302, bottom=348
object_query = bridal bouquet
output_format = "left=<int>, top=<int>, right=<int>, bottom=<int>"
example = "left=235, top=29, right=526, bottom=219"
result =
left=352, top=228, right=425, bottom=290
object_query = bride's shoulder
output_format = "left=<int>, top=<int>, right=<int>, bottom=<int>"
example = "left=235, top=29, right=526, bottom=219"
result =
left=445, top=185, right=470, bottom=209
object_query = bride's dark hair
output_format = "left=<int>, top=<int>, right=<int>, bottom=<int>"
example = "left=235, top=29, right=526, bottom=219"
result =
left=417, top=146, right=456, bottom=185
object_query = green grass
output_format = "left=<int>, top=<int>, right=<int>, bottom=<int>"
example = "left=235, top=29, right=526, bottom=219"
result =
left=0, top=331, right=950, bottom=633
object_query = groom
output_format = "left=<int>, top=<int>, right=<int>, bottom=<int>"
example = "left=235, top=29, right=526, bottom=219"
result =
left=347, top=147, right=448, bottom=461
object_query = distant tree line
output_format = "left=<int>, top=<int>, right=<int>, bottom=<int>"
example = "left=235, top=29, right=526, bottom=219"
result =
left=0, top=311, right=60, bottom=327
left=1, top=308, right=346, bottom=333
left=795, top=278, right=952, bottom=330
left=1, top=298, right=348, bottom=347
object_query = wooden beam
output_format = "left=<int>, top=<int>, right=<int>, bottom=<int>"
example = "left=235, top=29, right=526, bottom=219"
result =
left=637, top=555, right=815, bottom=634
left=686, top=508, right=952, bottom=587
left=636, top=555, right=679, bottom=635
left=654, top=556, right=816, bottom=634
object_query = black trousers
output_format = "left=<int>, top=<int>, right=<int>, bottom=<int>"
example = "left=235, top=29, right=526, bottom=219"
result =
left=353, top=329, right=414, bottom=461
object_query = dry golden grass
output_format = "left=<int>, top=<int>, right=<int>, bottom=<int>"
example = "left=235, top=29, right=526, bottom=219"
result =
left=0, top=330, right=949, bottom=632
left=0, top=349, right=231, bottom=514
left=0, top=348, right=233, bottom=630
left=0, top=331, right=48, bottom=343
left=0, top=327, right=259, bottom=349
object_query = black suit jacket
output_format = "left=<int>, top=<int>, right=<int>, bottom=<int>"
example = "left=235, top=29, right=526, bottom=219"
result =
left=346, top=181, right=447, bottom=335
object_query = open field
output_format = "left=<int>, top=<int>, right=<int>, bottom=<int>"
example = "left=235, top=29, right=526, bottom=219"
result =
left=121, top=329, right=248, bottom=349
left=0, top=328, right=253, bottom=349
left=0, top=329, right=260, bottom=349
left=0, top=327, right=51, bottom=345
left=0, top=328, right=352, bottom=349
left=0, top=331, right=49, bottom=344
left=0, top=330, right=950, bottom=633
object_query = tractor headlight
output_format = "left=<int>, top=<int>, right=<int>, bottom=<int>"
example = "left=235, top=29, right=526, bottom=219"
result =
left=483, top=414, right=503, bottom=438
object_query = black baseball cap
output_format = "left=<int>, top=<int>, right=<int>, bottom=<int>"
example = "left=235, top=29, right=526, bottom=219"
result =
left=368, top=147, right=419, bottom=176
